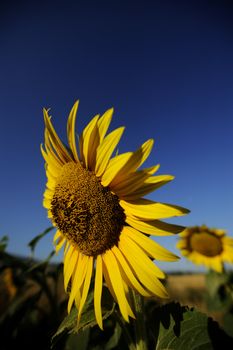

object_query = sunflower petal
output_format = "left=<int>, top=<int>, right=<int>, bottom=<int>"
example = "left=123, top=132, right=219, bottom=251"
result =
left=124, top=226, right=179, bottom=261
left=98, top=108, right=113, bottom=142
left=101, top=152, right=133, bottom=187
left=112, top=246, right=152, bottom=297
left=41, top=145, right=61, bottom=173
left=120, top=198, right=189, bottom=220
left=94, top=256, right=103, bottom=330
left=55, top=236, right=65, bottom=253
left=68, top=254, right=88, bottom=313
left=121, top=229, right=166, bottom=278
left=80, top=115, right=99, bottom=169
left=64, top=247, right=78, bottom=291
left=95, top=127, right=125, bottom=177
left=103, top=249, right=133, bottom=322
left=44, top=130, right=64, bottom=166
left=78, top=256, right=93, bottom=323
left=119, top=234, right=168, bottom=298
left=67, top=101, right=80, bottom=163
left=43, top=109, right=72, bottom=163
left=119, top=175, right=174, bottom=200
left=110, top=139, right=154, bottom=187
left=126, top=216, right=185, bottom=236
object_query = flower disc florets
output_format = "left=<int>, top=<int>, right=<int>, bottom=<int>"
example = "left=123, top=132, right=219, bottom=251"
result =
left=50, top=162, right=126, bottom=256
left=189, top=230, right=223, bottom=257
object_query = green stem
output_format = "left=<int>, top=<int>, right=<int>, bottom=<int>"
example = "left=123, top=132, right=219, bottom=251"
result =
left=113, top=310, right=136, bottom=350
left=131, top=290, right=148, bottom=350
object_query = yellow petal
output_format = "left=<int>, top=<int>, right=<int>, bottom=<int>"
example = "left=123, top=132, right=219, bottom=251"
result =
left=102, top=258, right=117, bottom=302
left=112, top=170, right=150, bottom=193
left=41, top=145, right=61, bottom=173
left=80, top=115, right=99, bottom=169
left=120, top=198, right=189, bottom=220
left=103, top=250, right=132, bottom=322
left=43, top=197, right=51, bottom=209
left=112, top=246, right=152, bottom=297
left=110, top=139, right=154, bottom=187
left=144, top=164, right=160, bottom=175
left=55, top=236, right=65, bottom=254
left=64, top=247, right=78, bottom=291
left=119, top=235, right=168, bottom=298
left=67, top=101, right=80, bottom=163
left=119, top=175, right=174, bottom=200
left=44, top=130, right=64, bottom=166
left=124, top=226, right=179, bottom=261
left=121, top=229, right=166, bottom=278
left=44, top=188, right=53, bottom=201
left=101, top=152, right=133, bottom=187
left=77, top=256, right=93, bottom=323
left=68, top=253, right=88, bottom=313
left=95, top=127, right=125, bottom=177
left=126, top=216, right=185, bottom=236
left=94, top=255, right=103, bottom=330
left=43, top=109, right=73, bottom=163
left=53, top=230, right=62, bottom=244
left=98, top=108, right=113, bottom=142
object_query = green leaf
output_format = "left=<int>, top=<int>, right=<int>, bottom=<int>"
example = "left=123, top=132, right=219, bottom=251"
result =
left=51, top=286, right=115, bottom=348
left=64, top=329, right=90, bottom=350
left=153, top=302, right=233, bottom=350
left=26, top=250, right=55, bottom=273
left=28, top=226, right=54, bottom=254
left=104, top=322, right=122, bottom=350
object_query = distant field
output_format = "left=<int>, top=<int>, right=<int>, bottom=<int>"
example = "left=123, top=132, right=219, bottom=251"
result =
left=165, top=273, right=224, bottom=326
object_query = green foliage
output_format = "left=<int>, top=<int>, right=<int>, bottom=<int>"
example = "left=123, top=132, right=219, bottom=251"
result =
left=0, top=230, right=65, bottom=350
left=205, top=270, right=233, bottom=338
left=205, top=270, right=233, bottom=310
left=52, top=286, right=116, bottom=349
left=151, top=302, right=233, bottom=349
left=0, top=235, right=9, bottom=252
left=28, top=226, right=54, bottom=255
left=1, top=228, right=233, bottom=349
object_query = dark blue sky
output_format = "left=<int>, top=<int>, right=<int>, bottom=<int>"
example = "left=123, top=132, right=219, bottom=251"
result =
left=1, top=0, right=233, bottom=271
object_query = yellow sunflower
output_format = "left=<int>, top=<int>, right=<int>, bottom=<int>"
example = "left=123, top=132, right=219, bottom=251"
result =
left=41, top=101, right=188, bottom=329
left=177, top=225, right=233, bottom=272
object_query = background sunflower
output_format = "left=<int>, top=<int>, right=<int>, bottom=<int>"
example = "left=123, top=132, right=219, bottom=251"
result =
left=177, top=225, right=233, bottom=272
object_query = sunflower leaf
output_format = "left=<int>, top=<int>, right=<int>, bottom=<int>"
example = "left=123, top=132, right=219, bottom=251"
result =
left=104, top=322, right=122, bottom=350
left=28, top=226, right=54, bottom=254
left=153, top=302, right=233, bottom=350
left=51, top=286, right=115, bottom=348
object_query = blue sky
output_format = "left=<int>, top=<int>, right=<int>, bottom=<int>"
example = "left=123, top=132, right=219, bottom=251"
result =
left=1, top=1, right=233, bottom=272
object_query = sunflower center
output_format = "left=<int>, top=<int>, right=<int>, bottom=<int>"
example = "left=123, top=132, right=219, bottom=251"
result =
left=50, top=162, right=126, bottom=256
left=189, top=232, right=223, bottom=257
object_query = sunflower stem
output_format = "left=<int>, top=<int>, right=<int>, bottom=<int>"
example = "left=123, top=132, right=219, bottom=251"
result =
left=131, top=290, right=148, bottom=350
left=113, top=310, right=136, bottom=350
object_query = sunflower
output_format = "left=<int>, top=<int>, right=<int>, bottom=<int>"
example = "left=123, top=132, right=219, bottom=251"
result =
left=41, top=101, right=188, bottom=329
left=177, top=225, right=233, bottom=272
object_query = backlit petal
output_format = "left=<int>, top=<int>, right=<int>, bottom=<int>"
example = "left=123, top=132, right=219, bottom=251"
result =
left=124, top=226, right=179, bottom=261
left=121, top=198, right=189, bottom=220
left=67, top=100, right=80, bottom=163
left=126, top=216, right=185, bottom=236
left=95, top=127, right=125, bottom=177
